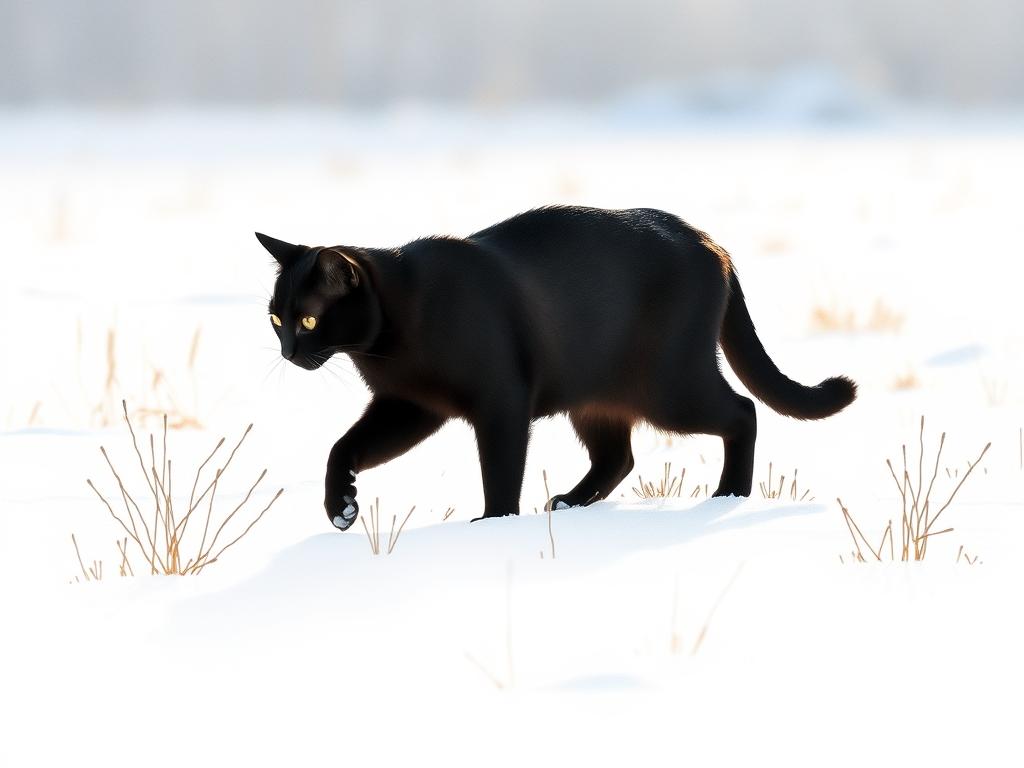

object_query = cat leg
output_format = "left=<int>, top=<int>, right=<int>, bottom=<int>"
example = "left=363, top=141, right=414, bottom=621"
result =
left=710, top=392, right=757, bottom=497
left=325, top=398, right=447, bottom=530
left=471, top=399, right=532, bottom=520
left=546, top=413, right=634, bottom=510
left=653, top=375, right=757, bottom=498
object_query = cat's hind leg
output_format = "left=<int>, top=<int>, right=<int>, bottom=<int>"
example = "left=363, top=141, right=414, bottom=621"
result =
left=652, top=373, right=757, bottom=498
left=546, top=412, right=635, bottom=510
left=710, top=392, right=757, bottom=497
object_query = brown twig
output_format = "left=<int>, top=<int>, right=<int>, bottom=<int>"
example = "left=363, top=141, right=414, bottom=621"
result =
left=546, top=499, right=557, bottom=559
left=194, top=489, right=284, bottom=573
left=691, top=563, right=744, bottom=655
left=924, top=442, right=991, bottom=536
left=192, top=469, right=267, bottom=569
left=360, top=515, right=377, bottom=555
left=71, top=534, right=94, bottom=582
left=387, top=506, right=416, bottom=554
left=116, top=537, right=134, bottom=577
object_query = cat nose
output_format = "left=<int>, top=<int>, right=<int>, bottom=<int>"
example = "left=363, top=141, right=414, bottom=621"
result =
left=281, top=338, right=297, bottom=360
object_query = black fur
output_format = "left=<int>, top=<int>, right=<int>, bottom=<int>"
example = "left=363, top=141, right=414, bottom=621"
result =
left=259, top=206, right=855, bottom=530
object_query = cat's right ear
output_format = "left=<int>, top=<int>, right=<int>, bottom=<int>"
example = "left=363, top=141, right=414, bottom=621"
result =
left=255, top=232, right=304, bottom=267
left=318, top=247, right=363, bottom=289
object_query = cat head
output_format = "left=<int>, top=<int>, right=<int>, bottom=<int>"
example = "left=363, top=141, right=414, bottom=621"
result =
left=257, top=232, right=381, bottom=370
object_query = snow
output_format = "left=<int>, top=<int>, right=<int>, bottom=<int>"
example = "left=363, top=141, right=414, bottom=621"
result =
left=1, top=108, right=1023, bottom=766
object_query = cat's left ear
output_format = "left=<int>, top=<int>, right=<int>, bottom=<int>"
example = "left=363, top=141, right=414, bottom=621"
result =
left=318, top=247, right=363, bottom=289
left=255, top=232, right=304, bottom=267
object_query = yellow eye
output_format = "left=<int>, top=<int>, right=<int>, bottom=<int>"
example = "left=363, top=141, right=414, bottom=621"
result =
left=270, top=313, right=282, bottom=327
left=301, top=316, right=317, bottom=331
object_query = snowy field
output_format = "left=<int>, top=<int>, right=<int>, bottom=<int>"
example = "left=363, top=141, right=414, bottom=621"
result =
left=1, top=109, right=1022, bottom=766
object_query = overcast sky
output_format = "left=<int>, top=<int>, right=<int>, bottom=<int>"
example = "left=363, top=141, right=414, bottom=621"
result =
left=2, top=0, right=1021, bottom=107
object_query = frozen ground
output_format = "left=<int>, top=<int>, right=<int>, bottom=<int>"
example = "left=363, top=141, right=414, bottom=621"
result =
left=1, top=109, right=1022, bottom=766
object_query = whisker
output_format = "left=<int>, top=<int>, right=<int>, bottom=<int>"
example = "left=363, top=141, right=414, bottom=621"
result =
left=261, top=356, right=285, bottom=385
left=325, top=345, right=396, bottom=362
left=318, top=365, right=354, bottom=390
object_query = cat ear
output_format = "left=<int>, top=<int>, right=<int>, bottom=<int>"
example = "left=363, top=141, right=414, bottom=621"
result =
left=255, top=232, right=304, bottom=266
left=319, top=247, right=363, bottom=288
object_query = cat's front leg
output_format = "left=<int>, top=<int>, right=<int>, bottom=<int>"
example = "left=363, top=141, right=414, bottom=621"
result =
left=325, top=397, right=447, bottom=531
left=471, top=398, right=531, bottom=520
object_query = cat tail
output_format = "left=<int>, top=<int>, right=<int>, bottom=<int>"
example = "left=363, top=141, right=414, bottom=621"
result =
left=720, top=270, right=856, bottom=420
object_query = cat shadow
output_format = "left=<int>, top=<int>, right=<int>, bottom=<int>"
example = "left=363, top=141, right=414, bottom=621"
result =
left=545, top=494, right=818, bottom=564
left=171, top=496, right=822, bottom=636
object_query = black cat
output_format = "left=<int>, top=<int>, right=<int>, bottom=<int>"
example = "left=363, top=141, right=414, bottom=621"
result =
left=259, top=206, right=855, bottom=530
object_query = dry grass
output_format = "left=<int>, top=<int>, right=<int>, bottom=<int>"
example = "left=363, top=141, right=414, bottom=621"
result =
left=115, top=537, right=134, bottom=576
left=866, top=300, right=905, bottom=332
left=890, top=371, right=920, bottom=391
left=361, top=498, right=415, bottom=555
left=760, top=235, right=790, bottom=254
left=759, top=463, right=814, bottom=501
left=541, top=470, right=556, bottom=559
left=810, top=299, right=904, bottom=334
left=24, top=321, right=201, bottom=430
left=466, top=563, right=516, bottom=689
left=555, top=173, right=583, bottom=199
left=668, top=563, right=745, bottom=657
left=134, top=327, right=204, bottom=429
left=89, top=326, right=204, bottom=430
left=69, top=534, right=136, bottom=582
left=631, top=462, right=710, bottom=500
left=837, top=416, right=990, bottom=563
left=981, top=375, right=1008, bottom=407
left=669, top=577, right=682, bottom=654
left=91, top=327, right=121, bottom=428
left=956, top=545, right=981, bottom=566
left=85, top=400, right=283, bottom=575
left=70, top=534, right=102, bottom=582
left=633, top=462, right=687, bottom=499
left=945, top=458, right=991, bottom=480
left=4, top=401, right=43, bottom=430
left=690, top=563, right=744, bottom=656
left=810, top=305, right=856, bottom=333
left=630, top=462, right=709, bottom=500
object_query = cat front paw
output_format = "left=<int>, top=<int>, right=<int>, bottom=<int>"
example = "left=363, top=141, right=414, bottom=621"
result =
left=326, top=470, right=359, bottom=531
left=329, top=496, right=359, bottom=530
